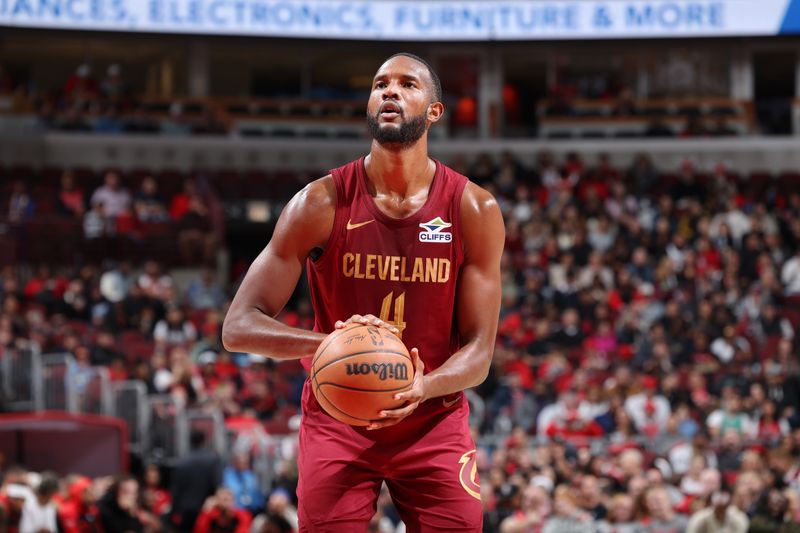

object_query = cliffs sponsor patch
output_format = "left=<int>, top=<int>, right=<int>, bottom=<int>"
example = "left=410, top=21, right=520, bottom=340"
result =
left=418, top=216, right=452, bottom=243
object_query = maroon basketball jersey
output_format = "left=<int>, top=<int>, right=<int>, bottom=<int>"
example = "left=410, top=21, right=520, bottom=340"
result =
left=304, top=156, right=467, bottom=375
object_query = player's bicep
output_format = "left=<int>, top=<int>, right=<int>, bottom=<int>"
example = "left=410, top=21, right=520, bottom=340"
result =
left=457, top=184, right=504, bottom=346
left=456, top=259, right=501, bottom=346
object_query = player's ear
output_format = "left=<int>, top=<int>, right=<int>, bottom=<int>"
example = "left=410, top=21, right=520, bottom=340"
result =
left=427, top=101, right=444, bottom=124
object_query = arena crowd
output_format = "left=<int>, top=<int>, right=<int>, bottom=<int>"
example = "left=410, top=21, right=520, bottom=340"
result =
left=1, top=150, right=799, bottom=532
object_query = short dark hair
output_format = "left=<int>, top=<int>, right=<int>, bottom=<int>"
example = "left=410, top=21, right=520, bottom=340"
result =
left=190, top=430, right=207, bottom=450
left=384, top=52, right=442, bottom=103
left=37, top=473, right=60, bottom=497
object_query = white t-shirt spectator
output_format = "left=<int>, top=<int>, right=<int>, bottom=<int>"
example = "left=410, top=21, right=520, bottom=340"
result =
left=624, top=393, right=671, bottom=434
left=138, top=273, right=174, bottom=300
left=709, top=208, right=751, bottom=244
left=90, top=185, right=131, bottom=217
left=16, top=485, right=57, bottom=533
left=153, top=320, right=197, bottom=346
left=686, top=505, right=748, bottom=533
left=781, top=254, right=800, bottom=296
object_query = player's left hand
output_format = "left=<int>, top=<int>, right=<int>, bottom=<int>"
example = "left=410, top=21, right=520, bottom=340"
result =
left=366, top=348, right=425, bottom=430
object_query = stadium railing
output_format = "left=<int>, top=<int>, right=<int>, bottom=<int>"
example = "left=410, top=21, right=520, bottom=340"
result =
left=41, top=353, right=78, bottom=412
left=112, top=380, right=151, bottom=456
left=0, top=345, right=42, bottom=412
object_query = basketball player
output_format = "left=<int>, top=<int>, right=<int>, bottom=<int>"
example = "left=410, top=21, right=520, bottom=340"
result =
left=222, top=53, right=504, bottom=531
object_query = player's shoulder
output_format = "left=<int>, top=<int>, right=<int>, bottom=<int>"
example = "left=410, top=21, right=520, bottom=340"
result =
left=458, top=180, right=504, bottom=258
left=460, top=180, right=501, bottom=220
left=293, top=174, right=336, bottom=212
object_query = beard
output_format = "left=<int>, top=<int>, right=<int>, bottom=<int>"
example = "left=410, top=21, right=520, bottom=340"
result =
left=366, top=110, right=427, bottom=147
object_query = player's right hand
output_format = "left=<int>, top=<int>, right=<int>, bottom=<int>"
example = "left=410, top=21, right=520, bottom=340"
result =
left=334, top=314, right=400, bottom=336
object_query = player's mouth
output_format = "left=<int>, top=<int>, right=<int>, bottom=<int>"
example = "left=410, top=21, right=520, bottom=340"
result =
left=379, top=102, right=402, bottom=120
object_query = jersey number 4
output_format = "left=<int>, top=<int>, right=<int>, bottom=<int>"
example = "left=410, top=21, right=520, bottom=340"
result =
left=379, top=291, right=407, bottom=339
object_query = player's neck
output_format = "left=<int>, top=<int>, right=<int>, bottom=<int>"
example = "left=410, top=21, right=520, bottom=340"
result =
left=365, top=138, right=433, bottom=198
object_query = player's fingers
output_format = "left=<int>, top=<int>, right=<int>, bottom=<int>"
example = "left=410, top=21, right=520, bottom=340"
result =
left=380, top=401, right=419, bottom=419
left=362, top=314, right=386, bottom=327
left=412, top=348, right=424, bottom=371
left=367, top=415, right=405, bottom=430
left=393, top=390, right=421, bottom=402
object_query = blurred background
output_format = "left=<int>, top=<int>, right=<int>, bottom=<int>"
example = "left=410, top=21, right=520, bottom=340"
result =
left=1, top=1, right=800, bottom=532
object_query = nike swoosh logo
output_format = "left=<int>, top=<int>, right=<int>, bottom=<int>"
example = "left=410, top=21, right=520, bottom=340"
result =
left=346, top=218, right=375, bottom=230
left=443, top=396, right=460, bottom=408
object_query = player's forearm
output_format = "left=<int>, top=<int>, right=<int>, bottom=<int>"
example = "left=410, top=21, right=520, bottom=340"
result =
left=421, top=339, right=493, bottom=400
left=221, top=307, right=326, bottom=360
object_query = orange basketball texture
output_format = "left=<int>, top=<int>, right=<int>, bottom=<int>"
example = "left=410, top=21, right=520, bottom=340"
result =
left=311, top=323, right=413, bottom=426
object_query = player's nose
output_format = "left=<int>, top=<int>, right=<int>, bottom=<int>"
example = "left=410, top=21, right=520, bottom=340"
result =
left=381, top=81, right=400, bottom=100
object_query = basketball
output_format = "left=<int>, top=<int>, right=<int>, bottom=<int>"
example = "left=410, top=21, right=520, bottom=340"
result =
left=311, top=323, right=414, bottom=426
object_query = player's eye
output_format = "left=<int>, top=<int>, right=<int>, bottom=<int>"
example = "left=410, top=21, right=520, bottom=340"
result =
left=404, top=82, right=415, bottom=88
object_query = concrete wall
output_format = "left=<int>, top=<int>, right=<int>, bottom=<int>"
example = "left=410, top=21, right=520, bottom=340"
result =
left=1, top=131, right=799, bottom=175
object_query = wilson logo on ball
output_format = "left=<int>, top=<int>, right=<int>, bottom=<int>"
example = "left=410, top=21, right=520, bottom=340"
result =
left=345, top=362, right=409, bottom=381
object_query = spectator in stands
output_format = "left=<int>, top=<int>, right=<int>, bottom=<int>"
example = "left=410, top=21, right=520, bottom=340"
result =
left=686, top=489, right=748, bottom=532
left=100, top=64, right=126, bottom=101
left=541, top=485, right=594, bottom=533
left=605, top=493, right=641, bottom=533
left=193, top=487, right=251, bottom=533
left=177, top=192, right=217, bottom=265
left=1, top=470, right=28, bottom=532
left=138, top=260, right=174, bottom=302
left=239, top=381, right=277, bottom=421
left=671, top=160, right=707, bottom=204
left=63, top=64, right=98, bottom=103
left=498, top=483, right=550, bottom=533
left=782, top=249, right=800, bottom=298
left=707, top=391, right=757, bottom=440
left=82, top=201, right=111, bottom=241
left=97, top=475, right=143, bottom=533
left=222, top=452, right=264, bottom=516
left=93, top=104, right=124, bottom=134
left=133, top=176, right=169, bottom=223
left=90, top=171, right=131, bottom=220
left=160, top=103, right=193, bottom=136
left=186, top=269, right=226, bottom=311
left=264, top=488, right=298, bottom=532
left=640, top=484, right=689, bottom=532
left=748, top=488, right=797, bottom=532
left=7, top=180, right=34, bottom=225
left=90, top=329, right=121, bottom=366
left=141, top=464, right=170, bottom=521
left=57, top=475, right=99, bottom=533
left=18, top=472, right=58, bottom=533
left=56, top=171, right=85, bottom=218
left=150, top=351, right=173, bottom=394
left=171, top=431, right=222, bottom=533
left=549, top=308, right=584, bottom=349
left=154, top=305, right=197, bottom=347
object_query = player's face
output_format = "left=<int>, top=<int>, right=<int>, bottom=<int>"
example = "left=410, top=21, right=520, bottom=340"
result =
left=366, top=56, right=441, bottom=147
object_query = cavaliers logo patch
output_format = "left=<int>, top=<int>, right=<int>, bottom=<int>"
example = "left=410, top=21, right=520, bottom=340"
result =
left=458, top=450, right=481, bottom=501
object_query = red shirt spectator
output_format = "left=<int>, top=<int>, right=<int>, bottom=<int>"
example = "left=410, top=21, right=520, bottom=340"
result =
left=57, top=477, right=98, bottom=533
left=193, top=488, right=251, bottom=533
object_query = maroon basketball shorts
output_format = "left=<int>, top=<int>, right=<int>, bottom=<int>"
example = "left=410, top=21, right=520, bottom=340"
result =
left=296, top=379, right=482, bottom=532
